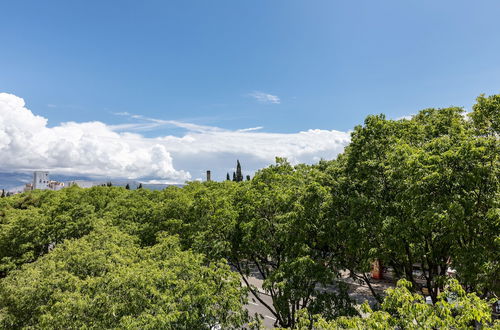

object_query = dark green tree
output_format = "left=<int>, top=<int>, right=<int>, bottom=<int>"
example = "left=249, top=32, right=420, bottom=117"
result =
left=137, top=183, right=143, bottom=189
left=236, top=160, right=244, bottom=182
left=246, top=175, right=251, bottom=181
left=232, top=172, right=236, bottom=182
left=125, top=183, right=130, bottom=190
left=226, top=173, right=230, bottom=181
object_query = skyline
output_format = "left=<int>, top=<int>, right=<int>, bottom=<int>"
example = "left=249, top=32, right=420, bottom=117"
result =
left=1, top=1, right=500, bottom=181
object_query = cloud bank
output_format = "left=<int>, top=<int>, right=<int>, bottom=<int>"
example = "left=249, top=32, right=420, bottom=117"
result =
left=0, top=93, right=350, bottom=182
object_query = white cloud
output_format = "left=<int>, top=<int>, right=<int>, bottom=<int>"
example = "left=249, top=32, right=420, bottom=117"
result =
left=249, top=91, right=281, bottom=104
left=237, top=126, right=263, bottom=132
left=109, top=113, right=223, bottom=133
left=0, top=93, right=189, bottom=181
left=0, top=93, right=351, bottom=183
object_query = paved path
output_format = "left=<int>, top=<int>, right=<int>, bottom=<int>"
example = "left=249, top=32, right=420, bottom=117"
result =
left=245, top=290, right=277, bottom=329
left=242, top=272, right=395, bottom=328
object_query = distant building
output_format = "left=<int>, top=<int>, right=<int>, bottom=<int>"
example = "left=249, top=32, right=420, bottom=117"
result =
left=48, top=180, right=65, bottom=191
left=24, top=183, right=33, bottom=192
left=33, top=171, right=50, bottom=190
left=27, top=171, right=65, bottom=191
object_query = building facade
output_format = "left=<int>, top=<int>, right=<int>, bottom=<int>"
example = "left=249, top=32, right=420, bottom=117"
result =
left=33, top=171, right=50, bottom=190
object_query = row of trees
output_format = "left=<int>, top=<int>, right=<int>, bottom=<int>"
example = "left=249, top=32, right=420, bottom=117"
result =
left=0, top=94, right=498, bottom=328
left=0, top=189, right=15, bottom=198
left=125, top=183, right=142, bottom=190
left=226, top=160, right=251, bottom=182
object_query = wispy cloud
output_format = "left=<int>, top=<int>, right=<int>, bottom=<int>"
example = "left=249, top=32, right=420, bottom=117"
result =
left=236, top=126, right=263, bottom=132
left=112, top=111, right=131, bottom=116
left=249, top=91, right=281, bottom=104
left=110, top=112, right=224, bottom=133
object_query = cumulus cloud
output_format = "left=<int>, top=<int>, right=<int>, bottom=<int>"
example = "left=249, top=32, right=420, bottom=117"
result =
left=249, top=91, right=281, bottom=104
left=0, top=93, right=351, bottom=183
left=0, top=93, right=189, bottom=182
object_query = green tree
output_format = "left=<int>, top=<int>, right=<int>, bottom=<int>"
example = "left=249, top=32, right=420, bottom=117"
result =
left=0, top=227, right=250, bottom=329
left=327, top=102, right=499, bottom=303
left=228, top=159, right=355, bottom=327
left=324, top=114, right=397, bottom=303
left=290, top=279, right=498, bottom=329
left=470, top=93, right=500, bottom=136
left=0, top=188, right=98, bottom=277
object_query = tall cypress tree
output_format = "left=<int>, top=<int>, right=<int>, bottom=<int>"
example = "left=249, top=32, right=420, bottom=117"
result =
left=232, top=172, right=236, bottom=182
left=236, top=160, right=243, bottom=182
left=226, top=173, right=230, bottom=181
left=125, top=183, right=130, bottom=190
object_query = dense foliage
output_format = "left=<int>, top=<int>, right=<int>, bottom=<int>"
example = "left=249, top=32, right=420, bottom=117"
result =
left=0, top=94, right=498, bottom=328
left=291, top=279, right=498, bottom=329
left=0, top=227, right=248, bottom=329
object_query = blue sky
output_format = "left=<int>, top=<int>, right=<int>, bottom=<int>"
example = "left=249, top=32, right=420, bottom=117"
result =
left=1, top=0, right=500, bottom=182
